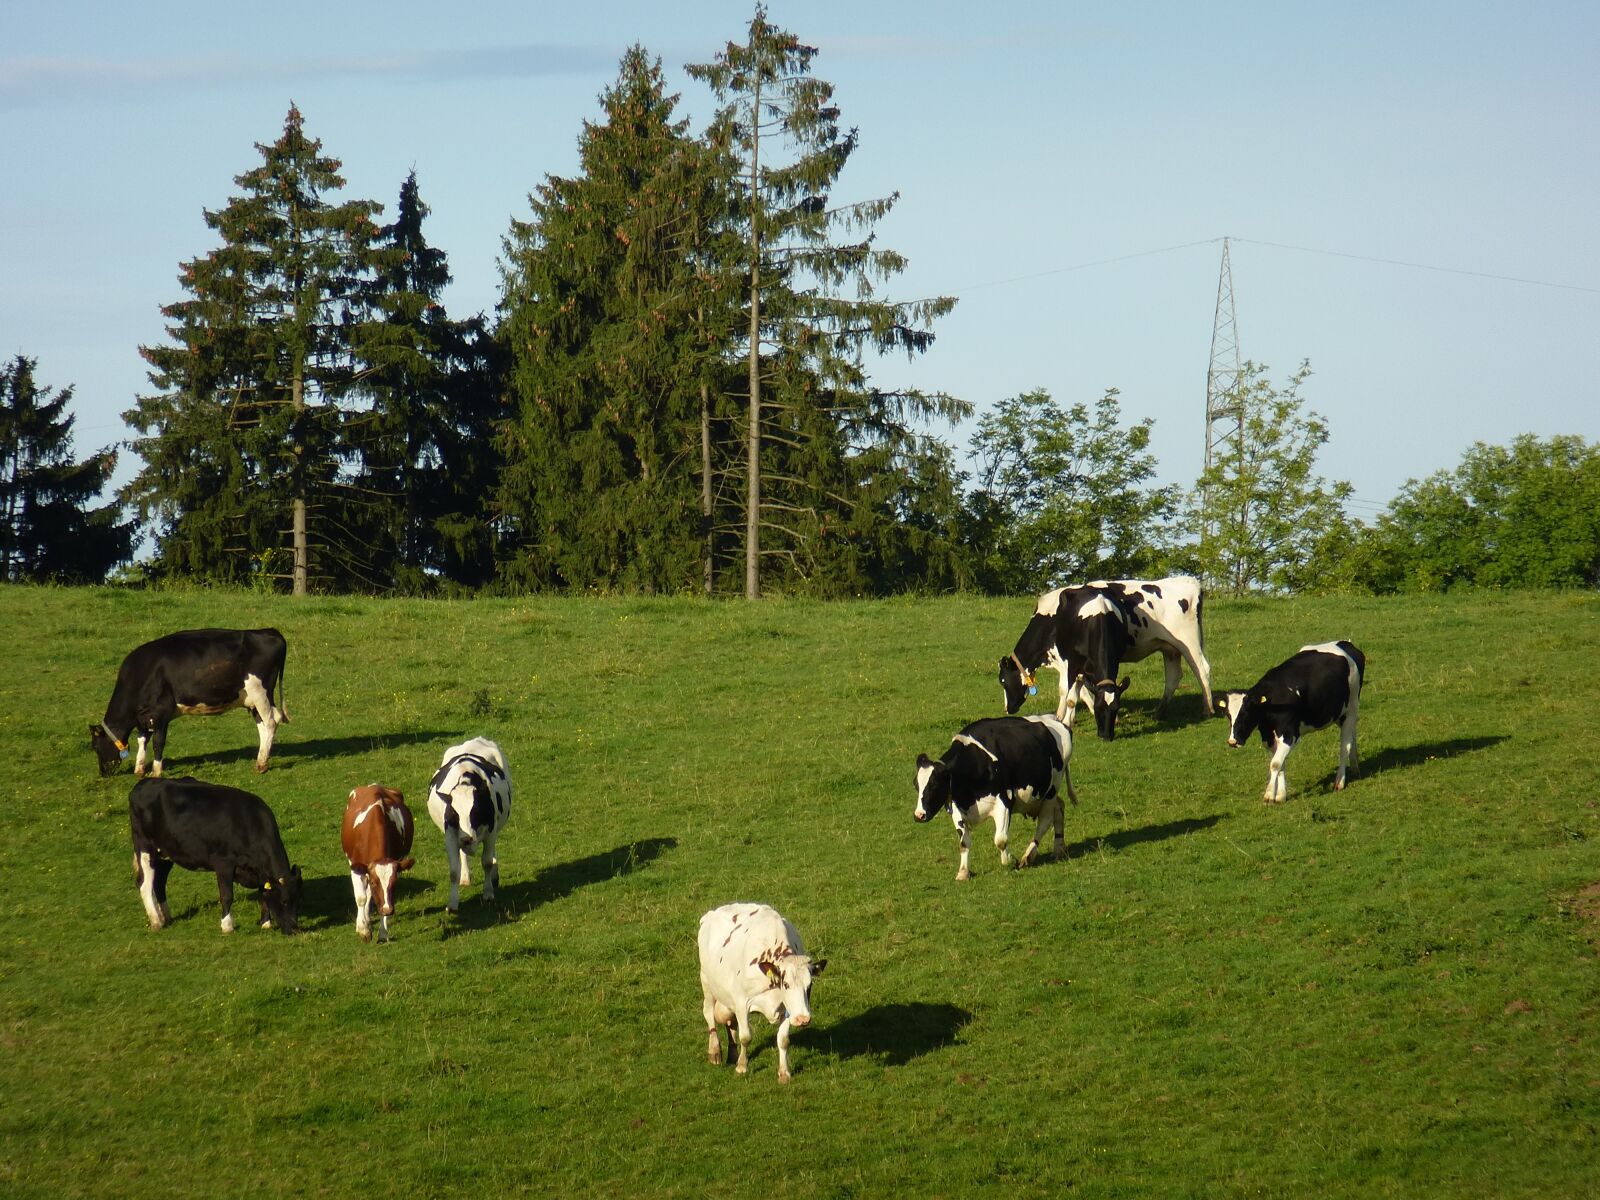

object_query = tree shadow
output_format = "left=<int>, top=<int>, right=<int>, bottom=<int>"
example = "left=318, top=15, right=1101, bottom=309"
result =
left=1059, top=813, right=1225, bottom=863
left=424, top=836, right=679, bottom=938
left=178, top=729, right=467, bottom=773
left=814, top=1002, right=973, bottom=1067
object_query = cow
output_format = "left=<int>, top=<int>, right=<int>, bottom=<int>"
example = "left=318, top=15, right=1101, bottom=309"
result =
left=425, top=737, right=512, bottom=913
left=90, top=628, right=290, bottom=779
left=698, top=903, right=826, bottom=1083
left=999, top=575, right=1213, bottom=740
left=914, top=714, right=1077, bottom=881
left=1218, top=640, right=1366, bottom=803
left=128, top=775, right=302, bottom=934
left=340, top=784, right=416, bottom=943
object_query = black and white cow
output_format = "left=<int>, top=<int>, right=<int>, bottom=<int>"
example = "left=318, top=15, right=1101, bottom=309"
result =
left=426, top=737, right=512, bottom=913
left=914, top=714, right=1076, bottom=881
left=1218, top=640, right=1366, bottom=803
left=128, top=776, right=303, bottom=934
left=90, top=628, right=289, bottom=778
left=999, top=575, right=1213, bottom=740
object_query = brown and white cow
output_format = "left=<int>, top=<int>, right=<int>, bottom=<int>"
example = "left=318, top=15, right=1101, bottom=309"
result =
left=340, top=784, right=415, bottom=942
left=698, top=903, right=826, bottom=1083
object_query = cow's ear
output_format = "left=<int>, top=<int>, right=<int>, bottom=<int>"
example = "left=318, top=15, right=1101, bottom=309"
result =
left=89, top=724, right=101, bottom=741
left=758, top=959, right=782, bottom=982
left=383, top=786, right=404, bottom=804
left=398, top=857, right=415, bottom=872
left=292, top=865, right=302, bottom=881
left=810, top=958, right=828, bottom=977
left=916, top=753, right=933, bottom=769
left=1117, top=676, right=1131, bottom=693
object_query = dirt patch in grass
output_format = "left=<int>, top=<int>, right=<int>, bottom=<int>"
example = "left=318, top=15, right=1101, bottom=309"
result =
left=1569, top=882, right=1600, bottom=953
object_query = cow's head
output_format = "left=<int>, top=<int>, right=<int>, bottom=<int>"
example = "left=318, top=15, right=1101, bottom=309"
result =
left=1217, top=691, right=1259, bottom=746
left=260, top=865, right=304, bottom=934
left=758, top=952, right=827, bottom=1029
left=89, top=724, right=127, bottom=777
left=914, top=754, right=955, bottom=822
left=998, top=656, right=1035, bottom=715
left=369, top=856, right=415, bottom=916
left=1082, top=674, right=1131, bottom=741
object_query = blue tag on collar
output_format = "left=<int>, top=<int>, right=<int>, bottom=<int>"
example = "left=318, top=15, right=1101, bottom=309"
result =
left=120, top=748, right=130, bottom=760
left=1028, top=685, right=1037, bottom=696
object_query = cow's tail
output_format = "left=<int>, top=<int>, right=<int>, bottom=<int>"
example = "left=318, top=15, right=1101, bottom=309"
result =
left=273, top=638, right=290, bottom=724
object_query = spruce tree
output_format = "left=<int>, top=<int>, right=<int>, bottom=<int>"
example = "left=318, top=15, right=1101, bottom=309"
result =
left=353, top=171, right=501, bottom=591
left=499, top=46, right=724, bottom=592
left=0, top=355, right=134, bottom=582
left=688, top=6, right=966, bottom=598
left=125, top=104, right=380, bottom=593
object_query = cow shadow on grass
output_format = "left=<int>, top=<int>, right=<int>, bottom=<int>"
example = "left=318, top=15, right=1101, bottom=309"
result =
left=176, top=729, right=466, bottom=774
left=1057, top=813, right=1226, bottom=863
left=1106, top=693, right=1215, bottom=739
left=1308, top=735, right=1507, bottom=790
left=297, top=872, right=438, bottom=933
left=814, top=1002, right=974, bottom=1067
left=427, top=836, right=679, bottom=939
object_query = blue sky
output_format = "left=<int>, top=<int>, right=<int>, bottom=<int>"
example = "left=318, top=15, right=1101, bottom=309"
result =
left=3, top=1, right=1596, bottom=520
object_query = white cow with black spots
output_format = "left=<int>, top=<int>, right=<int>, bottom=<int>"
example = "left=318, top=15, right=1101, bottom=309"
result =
left=698, top=903, right=826, bottom=1083
left=425, top=737, right=512, bottom=913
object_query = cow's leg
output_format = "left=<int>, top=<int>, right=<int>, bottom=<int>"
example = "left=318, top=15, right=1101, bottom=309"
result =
left=993, top=804, right=1012, bottom=867
left=136, top=851, right=163, bottom=928
left=152, top=858, right=174, bottom=926
left=480, top=833, right=499, bottom=904
left=444, top=825, right=463, bottom=913
left=776, top=1015, right=795, bottom=1083
left=1023, top=794, right=1063, bottom=866
left=133, top=734, right=149, bottom=778
left=1265, top=736, right=1294, bottom=803
left=216, top=868, right=236, bottom=933
left=243, top=674, right=277, bottom=773
left=1336, top=693, right=1361, bottom=790
left=148, top=722, right=169, bottom=779
left=351, top=869, right=372, bottom=941
left=1186, top=643, right=1215, bottom=715
left=1158, top=651, right=1182, bottom=718
left=955, top=819, right=972, bottom=882
left=703, top=992, right=725, bottom=1064
left=734, top=1004, right=753, bottom=1076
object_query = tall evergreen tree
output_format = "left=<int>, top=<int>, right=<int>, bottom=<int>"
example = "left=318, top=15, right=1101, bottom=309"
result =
left=498, top=46, right=726, bottom=592
left=0, top=355, right=134, bottom=582
left=353, top=171, right=501, bottom=591
left=688, top=6, right=966, bottom=598
left=125, top=104, right=380, bottom=593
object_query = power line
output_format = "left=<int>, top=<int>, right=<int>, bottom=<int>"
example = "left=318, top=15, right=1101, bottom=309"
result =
left=1229, top=237, right=1599, bottom=296
left=957, top=237, right=1221, bottom=293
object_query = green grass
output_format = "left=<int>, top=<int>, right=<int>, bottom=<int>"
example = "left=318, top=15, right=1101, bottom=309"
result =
left=1, top=585, right=1596, bottom=1198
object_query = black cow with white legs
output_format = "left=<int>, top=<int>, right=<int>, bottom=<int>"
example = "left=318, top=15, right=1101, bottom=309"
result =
left=999, top=576, right=1213, bottom=741
left=914, top=715, right=1076, bottom=881
left=128, top=776, right=303, bottom=934
left=1218, top=640, right=1366, bottom=803
left=90, top=628, right=289, bottom=778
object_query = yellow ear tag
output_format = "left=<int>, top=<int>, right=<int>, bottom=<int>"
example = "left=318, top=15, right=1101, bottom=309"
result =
left=263, top=881, right=272, bottom=890
left=1258, top=695, right=1268, bottom=703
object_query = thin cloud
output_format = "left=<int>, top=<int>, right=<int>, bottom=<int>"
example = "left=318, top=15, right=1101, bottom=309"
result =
left=0, top=44, right=617, bottom=107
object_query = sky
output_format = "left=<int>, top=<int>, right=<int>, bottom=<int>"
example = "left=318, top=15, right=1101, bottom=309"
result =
left=4, top=1, right=1597, bottom=523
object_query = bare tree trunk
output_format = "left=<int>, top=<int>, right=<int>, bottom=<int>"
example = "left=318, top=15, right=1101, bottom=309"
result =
left=700, top=376, right=714, bottom=596
left=291, top=363, right=308, bottom=597
left=744, top=71, right=763, bottom=601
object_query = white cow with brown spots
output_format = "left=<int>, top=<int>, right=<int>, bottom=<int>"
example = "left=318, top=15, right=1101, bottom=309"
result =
left=697, top=903, right=826, bottom=1083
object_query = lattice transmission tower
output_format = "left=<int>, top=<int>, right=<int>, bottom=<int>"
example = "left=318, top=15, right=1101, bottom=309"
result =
left=1202, top=237, right=1241, bottom=551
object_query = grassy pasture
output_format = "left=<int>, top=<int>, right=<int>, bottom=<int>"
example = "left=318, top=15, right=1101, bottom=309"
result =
left=0, top=584, right=1596, bottom=1198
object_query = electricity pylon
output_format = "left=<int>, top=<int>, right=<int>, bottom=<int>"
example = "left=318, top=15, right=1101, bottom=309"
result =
left=1202, top=237, right=1241, bottom=553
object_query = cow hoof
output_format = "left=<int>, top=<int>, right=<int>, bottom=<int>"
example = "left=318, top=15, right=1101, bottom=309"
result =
left=254, top=762, right=269, bottom=774
left=358, top=929, right=372, bottom=942
left=778, top=1070, right=792, bottom=1084
left=736, top=1064, right=748, bottom=1077
left=1333, top=780, right=1346, bottom=792
left=955, top=868, right=970, bottom=882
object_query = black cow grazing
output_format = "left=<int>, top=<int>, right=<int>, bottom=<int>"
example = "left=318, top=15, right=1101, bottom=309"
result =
left=1218, top=640, right=1366, bottom=803
left=90, top=628, right=289, bottom=778
left=128, top=776, right=303, bottom=933
left=999, top=575, right=1213, bottom=741
left=914, top=715, right=1076, bottom=881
